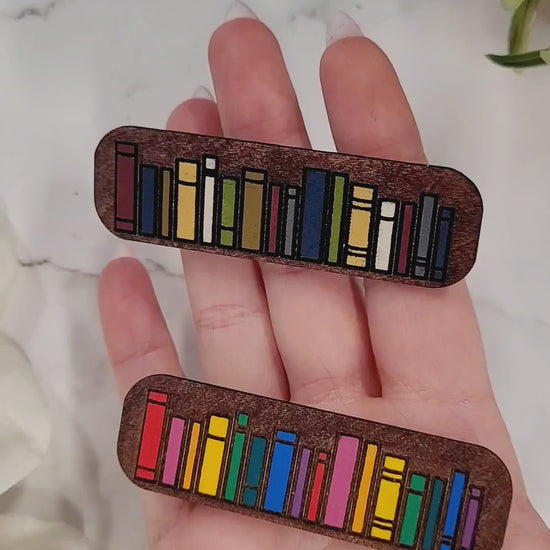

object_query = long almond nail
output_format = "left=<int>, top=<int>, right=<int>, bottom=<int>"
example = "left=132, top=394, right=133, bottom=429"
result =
left=113, top=241, right=136, bottom=260
left=326, top=10, right=363, bottom=47
left=192, top=86, right=215, bottom=101
left=224, top=1, right=258, bottom=22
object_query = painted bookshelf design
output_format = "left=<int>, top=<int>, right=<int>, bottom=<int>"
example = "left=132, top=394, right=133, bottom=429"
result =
left=119, top=378, right=511, bottom=550
left=112, top=141, right=458, bottom=284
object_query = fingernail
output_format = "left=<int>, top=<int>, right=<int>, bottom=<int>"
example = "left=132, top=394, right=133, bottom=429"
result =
left=224, top=0, right=258, bottom=22
left=325, top=10, right=363, bottom=47
left=192, top=85, right=215, bottom=101
left=113, top=241, right=136, bottom=260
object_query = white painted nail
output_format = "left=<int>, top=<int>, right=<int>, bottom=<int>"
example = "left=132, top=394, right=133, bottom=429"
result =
left=113, top=241, right=136, bottom=260
left=224, top=0, right=258, bottom=22
left=326, top=10, right=364, bottom=47
left=192, top=85, right=215, bottom=101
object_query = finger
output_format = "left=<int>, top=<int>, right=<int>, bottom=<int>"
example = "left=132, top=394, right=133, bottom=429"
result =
left=99, top=256, right=183, bottom=397
left=209, top=17, right=380, bottom=407
left=167, top=95, right=288, bottom=398
left=320, top=31, right=493, bottom=403
left=320, top=32, right=540, bottom=547
left=98, top=255, right=191, bottom=543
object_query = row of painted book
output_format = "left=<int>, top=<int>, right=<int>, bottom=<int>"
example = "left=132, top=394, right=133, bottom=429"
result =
left=114, top=143, right=455, bottom=282
left=135, top=390, right=483, bottom=550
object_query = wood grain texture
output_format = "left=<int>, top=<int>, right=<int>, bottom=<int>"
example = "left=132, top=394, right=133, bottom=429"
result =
left=118, top=375, right=511, bottom=549
left=95, top=126, right=483, bottom=287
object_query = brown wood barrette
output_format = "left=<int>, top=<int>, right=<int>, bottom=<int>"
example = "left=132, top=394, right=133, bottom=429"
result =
left=95, top=126, right=483, bottom=287
left=118, top=375, right=511, bottom=549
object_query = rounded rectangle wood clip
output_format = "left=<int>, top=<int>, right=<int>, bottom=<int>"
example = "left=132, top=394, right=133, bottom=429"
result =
left=95, top=126, right=483, bottom=287
left=118, top=375, right=511, bottom=549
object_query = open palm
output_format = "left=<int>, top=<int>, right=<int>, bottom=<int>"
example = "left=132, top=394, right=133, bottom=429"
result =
left=99, top=12, right=550, bottom=550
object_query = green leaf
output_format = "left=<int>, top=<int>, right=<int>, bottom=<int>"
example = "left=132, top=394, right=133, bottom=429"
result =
left=509, top=0, right=540, bottom=54
left=501, top=0, right=525, bottom=11
left=486, top=47, right=550, bottom=67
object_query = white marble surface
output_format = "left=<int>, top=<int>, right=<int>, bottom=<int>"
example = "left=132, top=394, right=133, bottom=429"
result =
left=0, top=0, right=549, bottom=547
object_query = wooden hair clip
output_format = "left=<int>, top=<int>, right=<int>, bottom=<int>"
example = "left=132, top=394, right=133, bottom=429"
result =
left=95, top=126, right=483, bottom=287
left=118, top=375, right=511, bottom=549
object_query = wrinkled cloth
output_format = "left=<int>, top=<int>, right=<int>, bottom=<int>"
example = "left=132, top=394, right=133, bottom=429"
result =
left=0, top=212, right=16, bottom=315
left=0, top=211, right=89, bottom=548
left=0, top=211, right=50, bottom=495
left=0, top=515, right=89, bottom=550
left=0, top=334, right=50, bottom=495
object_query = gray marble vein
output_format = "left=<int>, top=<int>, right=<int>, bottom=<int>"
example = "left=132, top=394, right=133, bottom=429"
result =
left=1, top=0, right=61, bottom=20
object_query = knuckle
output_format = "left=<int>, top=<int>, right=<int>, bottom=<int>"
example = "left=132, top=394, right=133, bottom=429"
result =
left=260, top=261, right=310, bottom=279
left=194, top=303, right=266, bottom=333
left=290, top=373, right=366, bottom=412
left=232, top=110, right=307, bottom=147
left=111, top=342, right=166, bottom=371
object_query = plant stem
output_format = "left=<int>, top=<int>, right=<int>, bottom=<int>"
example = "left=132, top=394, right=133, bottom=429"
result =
left=486, top=47, right=550, bottom=67
left=509, top=0, right=541, bottom=54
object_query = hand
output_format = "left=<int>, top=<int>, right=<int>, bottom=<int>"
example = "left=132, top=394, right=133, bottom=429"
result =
left=99, top=10, right=550, bottom=550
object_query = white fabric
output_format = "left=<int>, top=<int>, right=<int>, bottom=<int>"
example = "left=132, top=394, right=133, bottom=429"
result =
left=0, top=515, right=89, bottom=550
left=0, top=213, right=89, bottom=548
